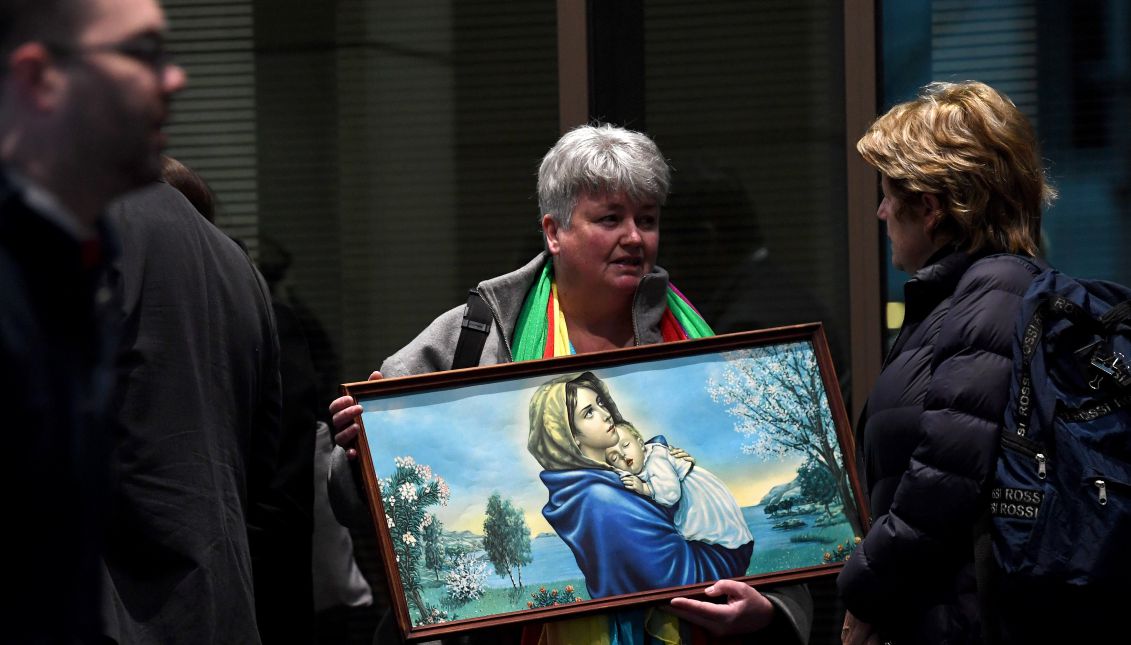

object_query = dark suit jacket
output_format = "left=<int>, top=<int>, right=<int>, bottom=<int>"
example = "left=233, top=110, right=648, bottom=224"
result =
left=0, top=168, right=118, bottom=644
left=101, top=182, right=309, bottom=643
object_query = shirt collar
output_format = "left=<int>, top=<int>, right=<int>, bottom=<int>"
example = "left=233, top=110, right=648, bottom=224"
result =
left=3, top=168, right=94, bottom=242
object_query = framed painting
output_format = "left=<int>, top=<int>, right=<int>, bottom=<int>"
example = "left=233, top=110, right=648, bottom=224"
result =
left=343, top=324, right=867, bottom=641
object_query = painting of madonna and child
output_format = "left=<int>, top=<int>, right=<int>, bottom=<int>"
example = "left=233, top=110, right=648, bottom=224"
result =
left=351, top=328, right=864, bottom=635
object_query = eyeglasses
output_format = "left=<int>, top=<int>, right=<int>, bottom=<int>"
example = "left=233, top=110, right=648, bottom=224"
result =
left=47, top=34, right=174, bottom=72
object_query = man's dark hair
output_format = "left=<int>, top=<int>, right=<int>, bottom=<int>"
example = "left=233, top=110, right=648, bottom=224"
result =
left=161, top=155, right=216, bottom=222
left=0, top=0, right=89, bottom=62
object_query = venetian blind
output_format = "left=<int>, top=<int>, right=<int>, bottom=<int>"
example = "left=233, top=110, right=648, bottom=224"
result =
left=163, top=0, right=558, bottom=380
left=931, top=0, right=1039, bottom=122
left=164, top=0, right=260, bottom=257
left=919, top=0, right=1130, bottom=283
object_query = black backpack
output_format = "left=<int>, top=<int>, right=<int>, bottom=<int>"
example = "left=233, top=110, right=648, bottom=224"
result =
left=991, top=265, right=1131, bottom=584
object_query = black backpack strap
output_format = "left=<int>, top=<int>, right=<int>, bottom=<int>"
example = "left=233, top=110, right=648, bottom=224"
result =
left=1100, top=299, right=1131, bottom=328
left=451, top=289, right=492, bottom=370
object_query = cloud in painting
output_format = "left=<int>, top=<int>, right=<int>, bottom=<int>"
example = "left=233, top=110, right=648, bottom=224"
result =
left=361, top=376, right=557, bottom=535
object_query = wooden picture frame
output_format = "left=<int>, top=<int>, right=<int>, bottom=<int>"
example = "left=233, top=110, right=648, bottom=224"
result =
left=343, top=324, right=867, bottom=641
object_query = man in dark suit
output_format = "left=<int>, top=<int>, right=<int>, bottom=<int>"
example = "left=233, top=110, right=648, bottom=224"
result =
left=0, top=0, right=184, bottom=641
left=102, top=181, right=306, bottom=644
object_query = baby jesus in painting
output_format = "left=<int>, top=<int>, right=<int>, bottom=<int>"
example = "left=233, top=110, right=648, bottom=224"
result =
left=605, top=422, right=754, bottom=550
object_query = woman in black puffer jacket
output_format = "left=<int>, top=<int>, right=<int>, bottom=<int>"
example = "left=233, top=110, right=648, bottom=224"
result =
left=838, top=81, right=1056, bottom=645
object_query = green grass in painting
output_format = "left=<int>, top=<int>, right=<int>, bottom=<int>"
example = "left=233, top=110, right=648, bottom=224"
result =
left=406, top=518, right=857, bottom=625
left=416, top=577, right=590, bottom=623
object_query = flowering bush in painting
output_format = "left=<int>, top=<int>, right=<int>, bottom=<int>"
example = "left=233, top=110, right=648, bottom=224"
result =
left=380, top=456, right=451, bottom=622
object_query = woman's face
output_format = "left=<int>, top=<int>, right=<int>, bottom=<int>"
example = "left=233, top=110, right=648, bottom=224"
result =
left=543, top=190, right=660, bottom=298
left=879, top=175, right=937, bottom=273
left=571, top=386, right=619, bottom=452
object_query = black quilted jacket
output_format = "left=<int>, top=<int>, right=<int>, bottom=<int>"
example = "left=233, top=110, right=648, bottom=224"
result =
left=838, top=248, right=1040, bottom=644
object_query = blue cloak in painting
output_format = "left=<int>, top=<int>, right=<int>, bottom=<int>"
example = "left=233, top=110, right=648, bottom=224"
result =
left=540, top=464, right=753, bottom=599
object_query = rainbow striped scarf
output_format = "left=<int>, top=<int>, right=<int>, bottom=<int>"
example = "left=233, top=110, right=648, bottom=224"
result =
left=511, top=263, right=713, bottom=361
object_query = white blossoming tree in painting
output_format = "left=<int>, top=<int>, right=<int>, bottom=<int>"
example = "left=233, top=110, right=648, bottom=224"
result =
left=443, top=552, right=489, bottom=614
left=380, top=456, right=452, bottom=623
left=707, top=343, right=862, bottom=537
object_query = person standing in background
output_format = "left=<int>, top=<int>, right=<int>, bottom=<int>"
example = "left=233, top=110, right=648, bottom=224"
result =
left=0, top=0, right=185, bottom=641
left=103, top=179, right=307, bottom=644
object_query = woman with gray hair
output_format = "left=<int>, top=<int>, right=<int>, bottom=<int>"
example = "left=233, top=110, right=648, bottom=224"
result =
left=330, top=124, right=811, bottom=643
left=349, top=122, right=711, bottom=376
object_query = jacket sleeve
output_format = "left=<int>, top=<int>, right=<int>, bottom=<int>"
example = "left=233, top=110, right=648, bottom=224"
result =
left=839, top=258, right=1035, bottom=622
left=761, top=585, right=814, bottom=645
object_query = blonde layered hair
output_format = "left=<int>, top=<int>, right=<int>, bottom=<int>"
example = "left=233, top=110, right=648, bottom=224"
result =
left=857, top=81, right=1056, bottom=256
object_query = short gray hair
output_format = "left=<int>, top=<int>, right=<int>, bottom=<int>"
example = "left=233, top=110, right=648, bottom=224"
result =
left=537, top=124, right=670, bottom=228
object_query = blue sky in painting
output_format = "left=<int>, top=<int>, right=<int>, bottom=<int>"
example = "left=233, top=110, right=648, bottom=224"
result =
left=360, top=346, right=811, bottom=535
